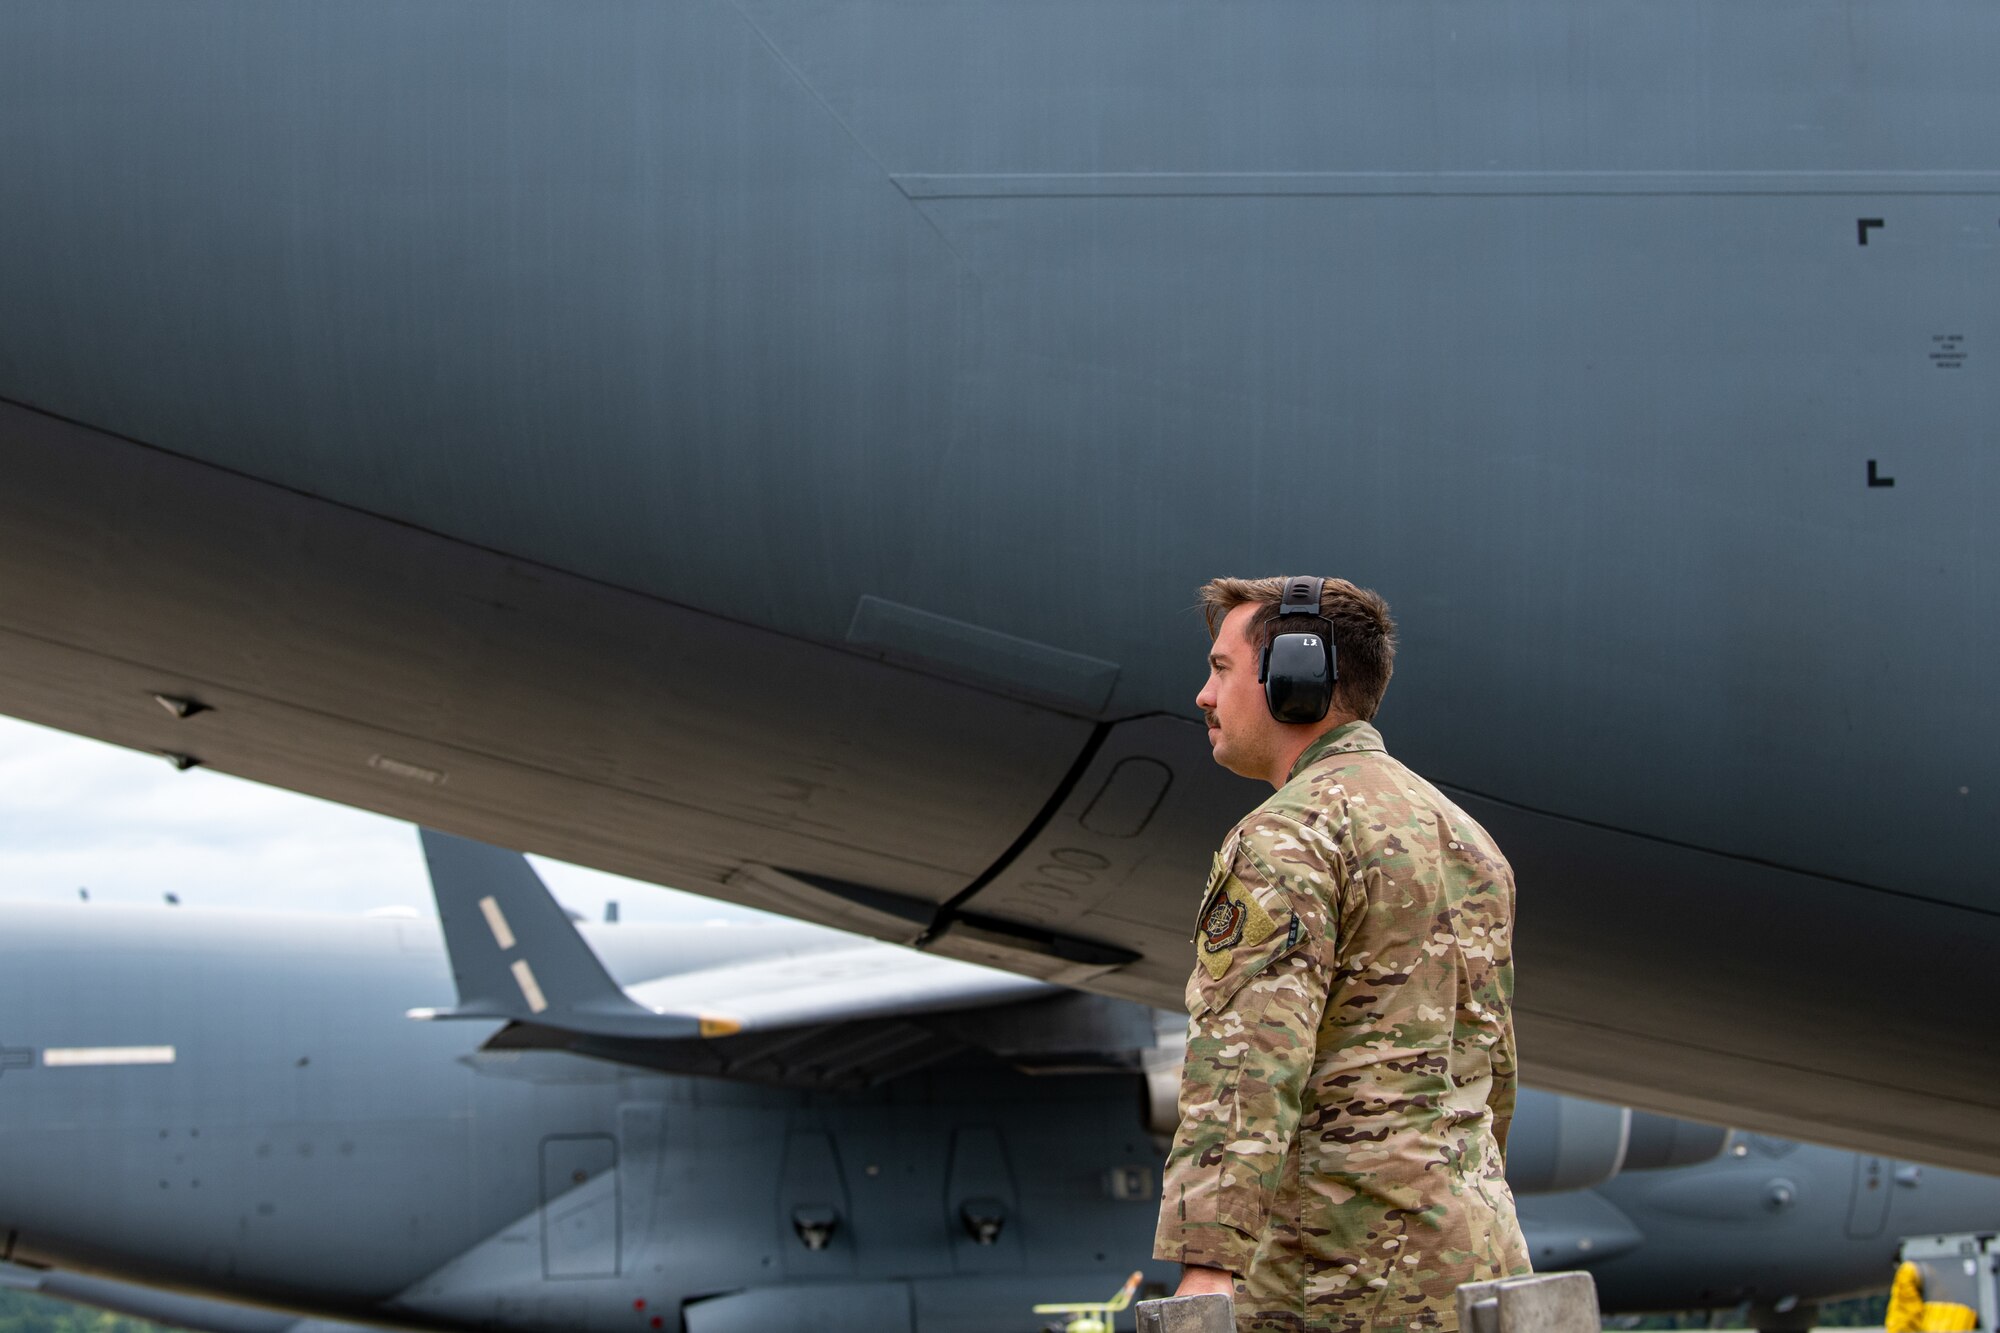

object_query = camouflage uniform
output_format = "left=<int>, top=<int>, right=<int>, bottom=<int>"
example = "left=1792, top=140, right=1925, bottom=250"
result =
left=1154, top=722, right=1530, bottom=1332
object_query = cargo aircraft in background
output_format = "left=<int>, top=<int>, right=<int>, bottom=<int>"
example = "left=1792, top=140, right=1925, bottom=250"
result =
left=2, top=831, right=1997, bottom=1333
left=0, top=0, right=1995, bottom=1171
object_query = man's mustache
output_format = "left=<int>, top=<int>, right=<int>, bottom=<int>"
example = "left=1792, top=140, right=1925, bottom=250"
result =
left=1203, top=711, right=1220, bottom=729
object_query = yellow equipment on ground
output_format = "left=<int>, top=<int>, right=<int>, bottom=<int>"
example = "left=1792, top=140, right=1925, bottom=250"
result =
left=1033, top=1270, right=1145, bottom=1333
left=1889, top=1260, right=1981, bottom=1332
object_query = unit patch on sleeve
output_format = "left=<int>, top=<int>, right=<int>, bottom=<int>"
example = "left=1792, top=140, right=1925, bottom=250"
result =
left=1196, top=874, right=1278, bottom=980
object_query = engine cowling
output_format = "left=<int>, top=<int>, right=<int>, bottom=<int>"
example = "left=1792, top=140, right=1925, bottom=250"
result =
left=1621, top=1109, right=1732, bottom=1171
left=1505, top=1089, right=1632, bottom=1193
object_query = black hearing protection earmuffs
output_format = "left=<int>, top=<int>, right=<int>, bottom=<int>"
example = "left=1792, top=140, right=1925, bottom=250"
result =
left=1258, top=576, right=1337, bottom=724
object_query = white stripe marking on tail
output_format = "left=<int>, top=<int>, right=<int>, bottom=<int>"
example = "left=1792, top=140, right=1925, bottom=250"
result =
left=511, top=959, right=549, bottom=1014
left=479, top=896, right=517, bottom=951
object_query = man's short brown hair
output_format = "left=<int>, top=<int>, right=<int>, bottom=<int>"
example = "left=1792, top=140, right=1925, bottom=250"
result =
left=1197, top=576, right=1397, bottom=721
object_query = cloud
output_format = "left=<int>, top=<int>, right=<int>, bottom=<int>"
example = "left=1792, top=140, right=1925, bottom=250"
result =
left=0, top=715, right=777, bottom=924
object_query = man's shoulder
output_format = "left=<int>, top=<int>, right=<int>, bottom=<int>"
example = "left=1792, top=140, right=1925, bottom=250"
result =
left=1289, top=740, right=1512, bottom=873
left=1228, top=788, right=1334, bottom=853
left=1221, top=792, right=1345, bottom=899
left=1247, top=738, right=1399, bottom=833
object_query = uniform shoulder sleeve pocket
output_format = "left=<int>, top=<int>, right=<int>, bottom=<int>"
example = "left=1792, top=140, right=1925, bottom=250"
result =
left=1186, top=853, right=1306, bottom=1018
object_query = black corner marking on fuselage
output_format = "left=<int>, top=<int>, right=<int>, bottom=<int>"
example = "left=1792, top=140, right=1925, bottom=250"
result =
left=1857, top=218, right=1885, bottom=246
left=0, top=1045, right=35, bottom=1078
left=1867, top=460, right=1895, bottom=488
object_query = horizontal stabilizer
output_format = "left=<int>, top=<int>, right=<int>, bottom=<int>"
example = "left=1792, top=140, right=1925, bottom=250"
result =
left=416, top=829, right=691, bottom=1038
left=482, top=987, right=1159, bottom=1091
left=627, top=944, right=1052, bottom=1035
left=415, top=829, right=1134, bottom=1088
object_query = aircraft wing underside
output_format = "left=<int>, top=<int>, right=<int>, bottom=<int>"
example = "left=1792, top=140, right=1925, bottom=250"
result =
left=3, top=403, right=1997, bottom=1172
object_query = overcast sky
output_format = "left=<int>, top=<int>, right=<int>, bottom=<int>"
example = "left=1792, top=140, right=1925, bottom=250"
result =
left=0, top=714, right=775, bottom=925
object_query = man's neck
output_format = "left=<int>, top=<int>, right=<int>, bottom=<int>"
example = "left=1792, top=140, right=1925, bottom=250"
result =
left=1264, top=713, right=1359, bottom=788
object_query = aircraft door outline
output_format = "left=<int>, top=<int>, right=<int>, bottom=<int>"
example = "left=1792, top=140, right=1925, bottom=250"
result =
left=1844, top=1156, right=1892, bottom=1240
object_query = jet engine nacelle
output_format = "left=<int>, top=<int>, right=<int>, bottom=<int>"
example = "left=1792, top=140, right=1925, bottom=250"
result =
left=1621, top=1110, right=1733, bottom=1171
left=1505, top=1090, right=1632, bottom=1194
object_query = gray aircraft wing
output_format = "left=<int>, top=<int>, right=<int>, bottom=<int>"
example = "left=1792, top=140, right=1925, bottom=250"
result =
left=416, top=830, right=1152, bottom=1087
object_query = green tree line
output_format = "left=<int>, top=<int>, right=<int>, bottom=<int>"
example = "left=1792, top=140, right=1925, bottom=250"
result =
left=0, top=1289, right=171, bottom=1333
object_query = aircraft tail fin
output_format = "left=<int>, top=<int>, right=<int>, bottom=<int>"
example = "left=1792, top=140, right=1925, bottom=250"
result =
left=415, top=829, right=693, bottom=1038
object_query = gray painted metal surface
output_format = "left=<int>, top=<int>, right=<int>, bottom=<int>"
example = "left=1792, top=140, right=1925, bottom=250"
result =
left=1458, top=1272, right=1599, bottom=1333
left=1136, top=1292, right=1234, bottom=1333
left=0, top=0, right=1995, bottom=1167
left=0, top=833, right=1996, bottom=1331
